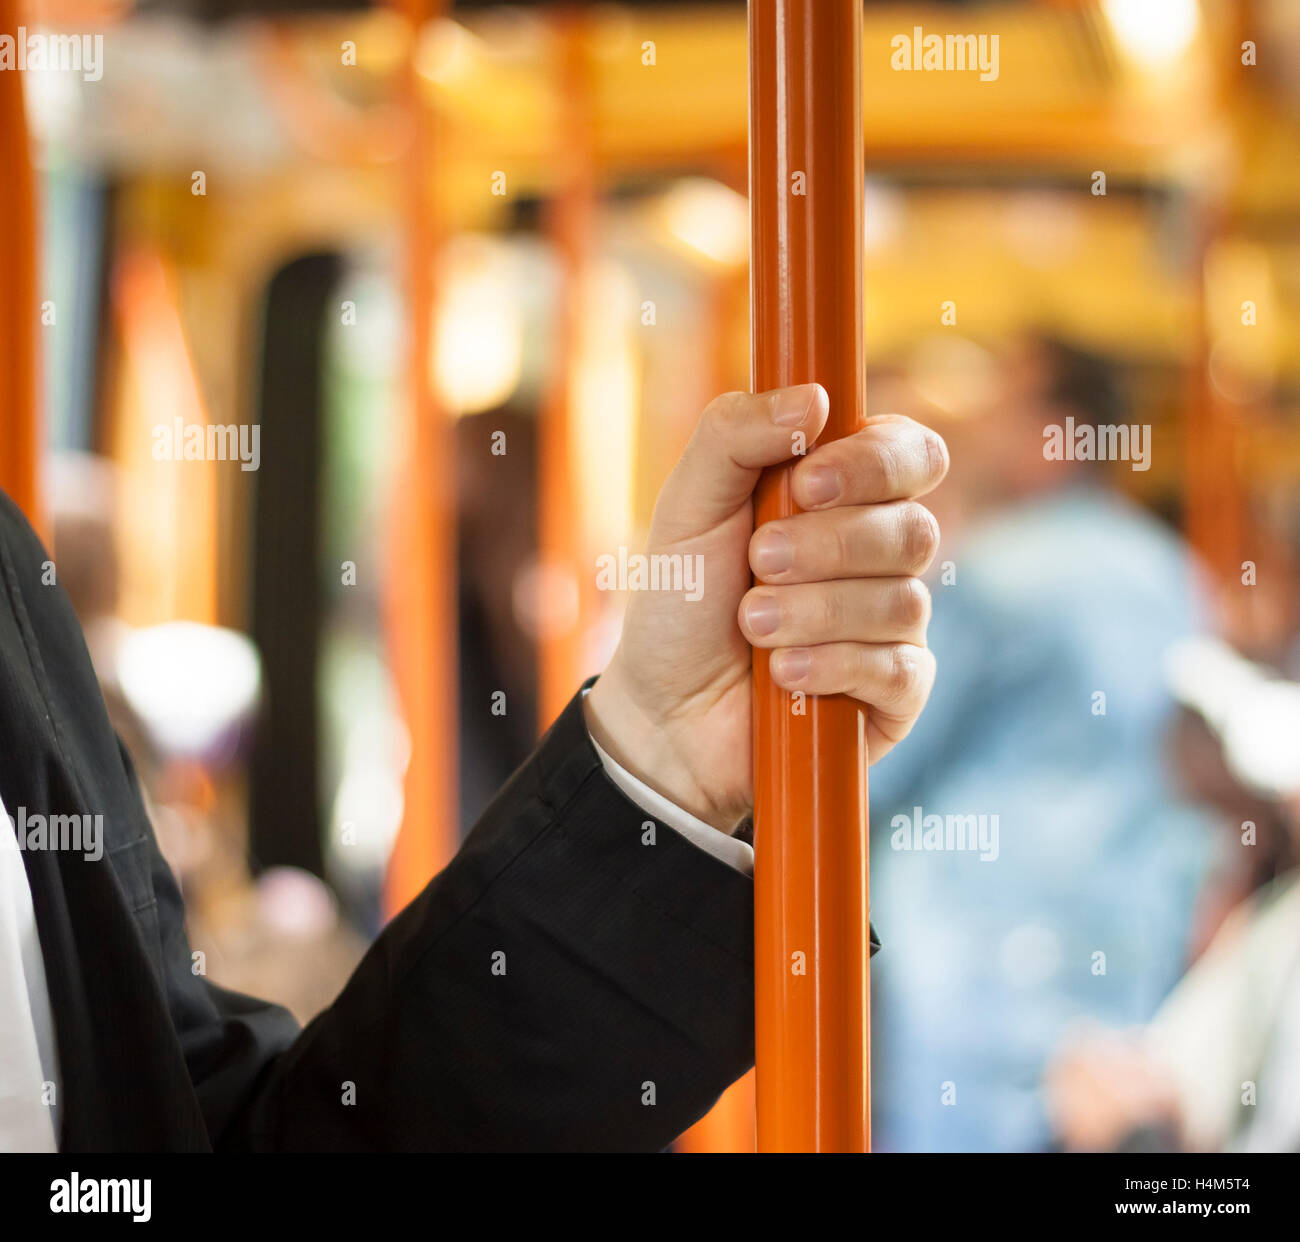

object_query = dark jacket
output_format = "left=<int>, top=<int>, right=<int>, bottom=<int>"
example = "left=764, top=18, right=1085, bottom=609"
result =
left=0, top=490, right=754, bottom=1151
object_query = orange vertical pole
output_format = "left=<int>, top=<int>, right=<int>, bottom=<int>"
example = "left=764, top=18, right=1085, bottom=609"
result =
left=383, top=0, right=460, bottom=915
left=0, top=0, right=44, bottom=538
left=750, top=0, right=870, bottom=1152
left=676, top=1070, right=756, bottom=1154
left=1184, top=0, right=1247, bottom=592
left=537, top=10, right=596, bottom=730
left=1184, top=209, right=1244, bottom=588
left=678, top=263, right=760, bottom=1155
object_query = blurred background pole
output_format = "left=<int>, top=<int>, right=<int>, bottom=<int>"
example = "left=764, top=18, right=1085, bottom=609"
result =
left=749, top=0, right=870, bottom=1152
left=1184, top=0, right=1246, bottom=593
left=538, top=8, right=597, bottom=730
left=0, top=0, right=44, bottom=541
left=383, top=0, right=461, bottom=916
left=678, top=267, right=759, bottom=1156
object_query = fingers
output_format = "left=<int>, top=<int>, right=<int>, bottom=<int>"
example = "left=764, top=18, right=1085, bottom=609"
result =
left=767, top=641, right=937, bottom=745
left=706, top=406, right=945, bottom=758
left=789, top=414, right=949, bottom=511
left=748, top=500, right=940, bottom=585
left=739, top=577, right=931, bottom=649
left=651, top=384, right=829, bottom=544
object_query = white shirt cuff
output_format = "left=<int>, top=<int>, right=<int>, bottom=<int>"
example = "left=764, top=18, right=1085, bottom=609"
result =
left=583, top=709, right=754, bottom=877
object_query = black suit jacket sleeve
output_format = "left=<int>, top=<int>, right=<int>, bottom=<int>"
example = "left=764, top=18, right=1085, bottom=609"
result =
left=2, top=490, right=872, bottom=1152
left=151, top=687, right=756, bottom=1151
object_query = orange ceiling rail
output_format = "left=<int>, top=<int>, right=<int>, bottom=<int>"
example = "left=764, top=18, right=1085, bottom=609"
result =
left=254, top=23, right=410, bottom=167
left=382, top=0, right=461, bottom=917
left=0, top=0, right=45, bottom=541
left=750, top=0, right=871, bottom=1153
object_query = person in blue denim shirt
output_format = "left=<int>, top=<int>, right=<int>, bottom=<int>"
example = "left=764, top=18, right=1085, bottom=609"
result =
left=869, top=336, right=1216, bottom=1151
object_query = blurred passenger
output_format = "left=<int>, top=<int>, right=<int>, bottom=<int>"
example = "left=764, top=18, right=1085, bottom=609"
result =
left=47, top=454, right=367, bottom=1027
left=1047, top=645, right=1300, bottom=1152
left=48, top=455, right=150, bottom=769
left=869, top=335, right=1215, bottom=1151
left=455, top=406, right=540, bottom=832
left=1047, top=810, right=1300, bottom=1152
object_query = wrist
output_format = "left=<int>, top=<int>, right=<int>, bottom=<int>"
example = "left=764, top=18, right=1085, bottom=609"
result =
left=584, top=664, right=742, bottom=834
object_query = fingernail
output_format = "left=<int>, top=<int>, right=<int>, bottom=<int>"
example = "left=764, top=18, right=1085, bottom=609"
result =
left=772, top=648, right=812, bottom=684
left=744, top=595, right=781, bottom=637
left=751, top=529, right=793, bottom=577
left=800, top=465, right=841, bottom=506
left=771, top=383, right=822, bottom=426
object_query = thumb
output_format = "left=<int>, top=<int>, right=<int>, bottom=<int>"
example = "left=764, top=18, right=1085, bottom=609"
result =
left=650, top=384, right=829, bottom=544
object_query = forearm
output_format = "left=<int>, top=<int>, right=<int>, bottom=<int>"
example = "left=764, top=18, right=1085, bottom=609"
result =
left=245, top=684, right=754, bottom=1151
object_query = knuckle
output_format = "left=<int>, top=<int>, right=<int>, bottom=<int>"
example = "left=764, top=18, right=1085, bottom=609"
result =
left=924, top=428, right=950, bottom=482
left=828, top=515, right=854, bottom=575
left=818, top=585, right=845, bottom=637
left=871, top=439, right=904, bottom=496
left=701, top=390, right=749, bottom=437
left=901, top=502, right=940, bottom=571
left=894, top=576, right=931, bottom=629
left=884, top=645, right=919, bottom=703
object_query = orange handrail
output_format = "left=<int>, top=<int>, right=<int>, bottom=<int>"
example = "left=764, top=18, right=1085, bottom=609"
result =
left=676, top=1068, right=756, bottom=1154
left=0, top=0, right=44, bottom=540
left=749, top=0, right=870, bottom=1152
left=537, top=9, right=597, bottom=730
left=382, top=0, right=461, bottom=916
